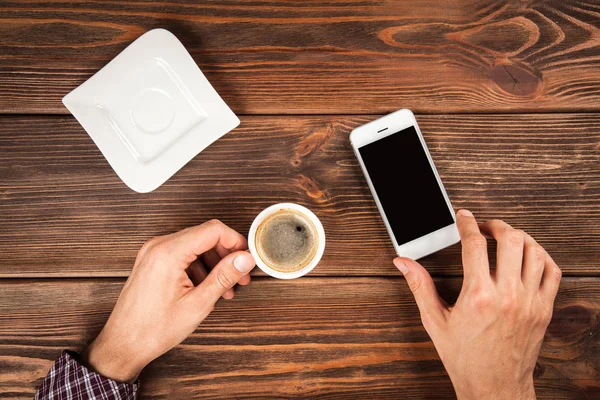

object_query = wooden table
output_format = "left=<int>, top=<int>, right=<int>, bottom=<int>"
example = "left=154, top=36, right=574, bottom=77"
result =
left=1, top=1, right=599, bottom=398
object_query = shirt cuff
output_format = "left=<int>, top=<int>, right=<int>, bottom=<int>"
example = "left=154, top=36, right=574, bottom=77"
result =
left=35, top=350, right=139, bottom=400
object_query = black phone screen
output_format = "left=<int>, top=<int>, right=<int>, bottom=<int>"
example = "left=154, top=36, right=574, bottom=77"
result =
left=358, top=125, right=454, bottom=246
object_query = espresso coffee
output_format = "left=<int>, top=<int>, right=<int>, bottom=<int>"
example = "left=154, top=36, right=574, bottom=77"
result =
left=255, top=209, right=319, bottom=273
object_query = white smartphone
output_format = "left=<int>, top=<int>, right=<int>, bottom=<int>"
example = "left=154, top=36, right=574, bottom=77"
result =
left=350, top=109, right=460, bottom=260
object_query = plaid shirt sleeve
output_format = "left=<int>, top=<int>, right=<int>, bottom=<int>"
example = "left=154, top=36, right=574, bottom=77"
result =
left=35, top=350, right=139, bottom=400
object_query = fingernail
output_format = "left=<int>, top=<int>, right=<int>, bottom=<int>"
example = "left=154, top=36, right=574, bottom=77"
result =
left=458, top=209, right=473, bottom=217
left=234, top=253, right=255, bottom=273
left=394, top=259, right=409, bottom=275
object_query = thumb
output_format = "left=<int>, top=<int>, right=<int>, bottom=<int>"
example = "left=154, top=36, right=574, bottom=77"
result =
left=394, top=257, right=447, bottom=329
left=193, top=251, right=256, bottom=306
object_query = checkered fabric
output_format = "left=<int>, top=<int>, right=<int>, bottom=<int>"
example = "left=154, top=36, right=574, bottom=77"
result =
left=35, top=351, right=139, bottom=400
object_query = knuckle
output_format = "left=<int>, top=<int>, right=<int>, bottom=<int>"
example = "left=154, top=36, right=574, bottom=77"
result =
left=407, top=273, right=423, bottom=294
left=514, top=229, right=526, bottom=237
left=465, top=233, right=487, bottom=249
left=139, top=237, right=159, bottom=254
left=553, top=265, right=563, bottom=281
left=207, top=219, right=223, bottom=227
left=534, top=246, right=546, bottom=263
left=139, top=238, right=170, bottom=262
left=542, top=308, right=554, bottom=325
left=149, top=241, right=170, bottom=257
left=500, top=292, right=519, bottom=313
left=504, top=229, right=524, bottom=246
left=489, top=219, right=504, bottom=225
left=216, top=269, right=236, bottom=289
left=523, top=303, right=537, bottom=322
left=471, top=289, right=494, bottom=311
left=535, top=306, right=553, bottom=327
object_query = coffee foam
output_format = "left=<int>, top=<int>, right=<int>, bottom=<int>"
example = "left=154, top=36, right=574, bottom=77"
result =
left=255, top=209, right=318, bottom=272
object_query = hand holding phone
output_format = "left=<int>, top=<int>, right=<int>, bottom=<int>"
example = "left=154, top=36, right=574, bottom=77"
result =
left=350, top=109, right=459, bottom=259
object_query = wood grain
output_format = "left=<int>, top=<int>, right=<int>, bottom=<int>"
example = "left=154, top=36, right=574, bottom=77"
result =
left=1, top=3, right=598, bottom=399
left=1, top=114, right=598, bottom=277
left=1, top=0, right=600, bottom=114
left=0, top=277, right=598, bottom=399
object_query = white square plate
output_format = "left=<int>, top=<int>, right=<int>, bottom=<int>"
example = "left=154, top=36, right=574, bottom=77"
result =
left=63, top=28, right=240, bottom=193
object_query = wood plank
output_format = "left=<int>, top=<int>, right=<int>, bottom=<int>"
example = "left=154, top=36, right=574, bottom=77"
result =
left=1, top=114, right=598, bottom=277
left=1, top=0, right=599, bottom=114
left=0, top=277, right=598, bottom=399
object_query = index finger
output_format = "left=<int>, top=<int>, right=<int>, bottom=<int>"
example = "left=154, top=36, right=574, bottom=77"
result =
left=168, top=220, right=248, bottom=266
left=456, top=209, right=491, bottom=284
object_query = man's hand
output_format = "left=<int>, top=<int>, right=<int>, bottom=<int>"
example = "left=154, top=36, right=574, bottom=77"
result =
left=394, top=210, right=561, bottom=400
left=82, top=219, right=256, bottom=383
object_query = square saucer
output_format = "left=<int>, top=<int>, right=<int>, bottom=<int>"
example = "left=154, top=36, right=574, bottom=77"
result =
left=63, top=28, right=240, bottom=193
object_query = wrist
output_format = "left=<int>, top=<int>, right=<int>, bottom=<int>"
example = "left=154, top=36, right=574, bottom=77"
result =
left=454, top=379, right=535, bottom=400
left=81, top=332, right=145, bottom=383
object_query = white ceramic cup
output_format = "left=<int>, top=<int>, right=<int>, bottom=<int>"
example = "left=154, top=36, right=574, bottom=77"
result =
left=248, top=203, right=326, bottom=279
